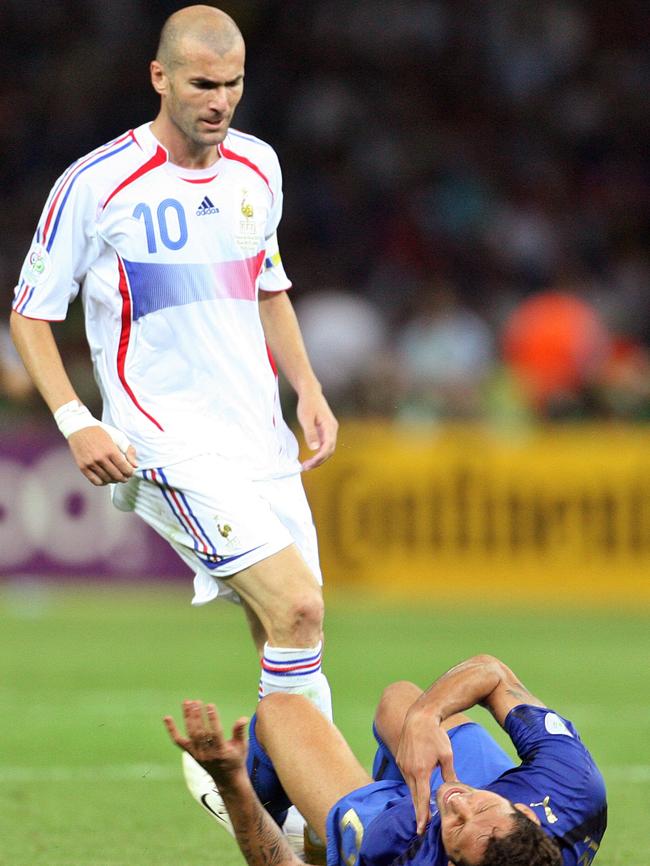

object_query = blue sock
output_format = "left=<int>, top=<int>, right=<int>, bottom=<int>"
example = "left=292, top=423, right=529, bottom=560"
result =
left=247, top=714, right=291, bottom=826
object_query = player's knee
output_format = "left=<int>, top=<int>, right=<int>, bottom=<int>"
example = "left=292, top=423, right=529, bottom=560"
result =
left=270, top=589, right=324, bottom=645
left=374, top=681, right=421, bottom=727
left=257, top=692, right=310, bottom=741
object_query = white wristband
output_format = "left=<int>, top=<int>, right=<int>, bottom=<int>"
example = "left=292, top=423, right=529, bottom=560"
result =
left=54, top=400, right=95, bottom=438
left=53, top=400, right=132, bottom=456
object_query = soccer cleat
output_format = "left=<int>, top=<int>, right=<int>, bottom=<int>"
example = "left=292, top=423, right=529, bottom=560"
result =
left=182, top=752, right=234, bottom=837
left=181, top=753, right=308, bottom=857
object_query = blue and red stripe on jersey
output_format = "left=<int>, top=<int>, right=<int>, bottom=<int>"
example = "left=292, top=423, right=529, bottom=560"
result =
left=121, top=252, right=265, bottom=320
left=143, top=467, right=217, bottom=557
left=41, top=131, right=136, bottom=251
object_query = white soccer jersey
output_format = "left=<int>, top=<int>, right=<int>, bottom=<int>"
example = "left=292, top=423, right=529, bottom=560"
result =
left=13, top=123, right=300, bottom=477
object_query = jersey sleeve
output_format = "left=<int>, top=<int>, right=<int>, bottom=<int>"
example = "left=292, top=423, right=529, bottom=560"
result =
left=504, top=705, right=582, bottom=759
left=494, top=705, right=607, bottom=864
left=12, top=166, right=101, bottom=320
left=258, top=150, right=292, bottom=294
left=503, top=705, right=603, bottom=787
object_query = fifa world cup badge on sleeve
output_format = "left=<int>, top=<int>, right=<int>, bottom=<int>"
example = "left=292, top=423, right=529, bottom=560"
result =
left=25, top=244, right=52, bottom=284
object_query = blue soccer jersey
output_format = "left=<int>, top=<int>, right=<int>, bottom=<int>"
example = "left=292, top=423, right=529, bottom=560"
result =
left=486, top=706, right=607, bottom=866
left=326, top=721, right=514, bottom=866
left=325, top=708, right=606, bottom=866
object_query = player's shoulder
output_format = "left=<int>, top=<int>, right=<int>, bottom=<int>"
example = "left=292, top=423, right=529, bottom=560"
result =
left=54, top=126, right=150, bottom=195
left=222, top=128, right=282, bottom=175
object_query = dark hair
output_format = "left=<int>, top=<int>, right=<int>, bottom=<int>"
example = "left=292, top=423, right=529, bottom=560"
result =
left=476, top=811, right=562, bottom=866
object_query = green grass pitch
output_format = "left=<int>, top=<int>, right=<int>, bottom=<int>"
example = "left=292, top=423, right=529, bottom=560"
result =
left=1, top=583, right=647, bottom=866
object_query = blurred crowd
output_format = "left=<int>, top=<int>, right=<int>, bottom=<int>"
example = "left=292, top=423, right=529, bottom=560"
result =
left=1, top=0, right=648, bottom=428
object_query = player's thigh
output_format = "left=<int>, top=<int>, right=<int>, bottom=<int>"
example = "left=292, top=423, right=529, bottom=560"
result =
left=257, top=693, right=371, bottom=840
left=127, top=457, right=295, bottom=578
left=257, top=472, right=322, bottom=584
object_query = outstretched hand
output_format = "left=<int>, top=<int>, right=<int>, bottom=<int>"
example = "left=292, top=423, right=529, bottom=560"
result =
left=395, top=708, right=458, bottom=834
left=164, top=700, right=249, bottom=788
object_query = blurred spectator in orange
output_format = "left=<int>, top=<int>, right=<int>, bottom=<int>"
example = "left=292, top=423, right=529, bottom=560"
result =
left=501, top=289, right=610, bottom=417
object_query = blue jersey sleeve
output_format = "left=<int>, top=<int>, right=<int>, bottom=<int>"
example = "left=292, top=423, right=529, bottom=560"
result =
left=488, top=706, right=607, bottom=866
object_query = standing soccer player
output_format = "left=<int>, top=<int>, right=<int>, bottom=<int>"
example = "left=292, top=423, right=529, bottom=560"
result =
left=10, top=5, right=337, bottom=722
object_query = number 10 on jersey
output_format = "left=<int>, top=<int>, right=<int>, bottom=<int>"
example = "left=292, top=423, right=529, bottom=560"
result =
left=133, top=199, right=188, bottom=253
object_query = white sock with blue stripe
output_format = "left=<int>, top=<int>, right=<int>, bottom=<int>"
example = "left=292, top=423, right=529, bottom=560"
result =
left=259, top=641, right=332, bottom=720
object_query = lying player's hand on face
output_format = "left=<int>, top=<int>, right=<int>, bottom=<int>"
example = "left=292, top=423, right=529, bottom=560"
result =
left=396, top=707, right=457, bottom=835
left=164, top=700, right=249, bottom=787
left=68, top=426, right=137, bottom=486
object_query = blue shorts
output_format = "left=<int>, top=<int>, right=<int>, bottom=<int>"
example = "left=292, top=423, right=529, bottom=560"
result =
left=326, top=722, right=514, bottom=866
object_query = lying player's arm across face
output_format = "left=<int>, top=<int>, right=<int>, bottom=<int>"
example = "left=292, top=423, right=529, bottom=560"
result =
left=396, top=654, right=546, bottom=833
left=258, top=289, right=338, bottom=471
left=9, top=311, right=137, bottom=486
left=165, top=701, right=309, bottom=866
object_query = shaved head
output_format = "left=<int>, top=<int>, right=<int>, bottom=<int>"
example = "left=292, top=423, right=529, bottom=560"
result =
left=157, top=5, right=244, bottom=69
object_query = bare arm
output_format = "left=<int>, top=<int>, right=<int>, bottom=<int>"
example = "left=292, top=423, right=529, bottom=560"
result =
left=396, top=654, right=545, bottom=833
left=9, top=310, right=136, bottom=485
left=10, top=311, right=79, bottom=411
left=258, top=290, right=338, bottom=471
left=164, top=701, right=309, bottom=866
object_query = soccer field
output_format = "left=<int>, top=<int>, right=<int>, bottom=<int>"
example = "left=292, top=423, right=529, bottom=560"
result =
left=0, top=584, right=647, bottom=866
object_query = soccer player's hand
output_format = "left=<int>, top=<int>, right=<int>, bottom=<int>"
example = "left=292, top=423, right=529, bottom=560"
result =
left=68, top=426, right=138, bottom=486
left=297, top=389, right=338, bottom=471
left=164, top=700, right=249, bottom=788
left=396, top=707, right=457, bottom=834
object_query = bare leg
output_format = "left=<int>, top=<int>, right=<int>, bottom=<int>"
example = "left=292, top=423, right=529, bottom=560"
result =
left=229, top=546, right=332, bottom=718
left=374, top=681, right=472, bottom=756
left=229, top=545, right=324, bottom=648
left=255, top=693, right=371, bottom=841
left=241, top=600, right=267, bottom=657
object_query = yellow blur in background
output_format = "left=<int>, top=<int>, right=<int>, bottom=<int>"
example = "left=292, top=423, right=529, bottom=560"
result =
left=303, top=422, right=650, bottom=607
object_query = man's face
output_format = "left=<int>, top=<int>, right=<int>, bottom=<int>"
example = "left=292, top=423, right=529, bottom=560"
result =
left=436, top=782, right=519, bottom=865
left=153, top=38, right=245, bottom=151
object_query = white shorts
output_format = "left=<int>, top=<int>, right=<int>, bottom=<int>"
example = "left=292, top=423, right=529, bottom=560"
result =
left=111, top=455, right=321, bottom=605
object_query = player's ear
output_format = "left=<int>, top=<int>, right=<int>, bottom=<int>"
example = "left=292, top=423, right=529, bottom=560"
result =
left=150, top=60, right=168, bottom=96
left=514, top=803, right=541, bottom=825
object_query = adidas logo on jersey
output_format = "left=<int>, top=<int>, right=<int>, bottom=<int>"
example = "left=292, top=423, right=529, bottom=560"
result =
left=196, top=196, right=220, bottom=216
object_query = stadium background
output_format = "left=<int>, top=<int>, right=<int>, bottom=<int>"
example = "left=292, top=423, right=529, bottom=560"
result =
left=1, top=2, right=648, bottom=865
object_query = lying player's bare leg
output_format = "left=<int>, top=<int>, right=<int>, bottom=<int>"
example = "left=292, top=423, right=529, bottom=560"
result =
left=374, top=680, right=472, bottom=755
left=254, top=693, right=371, bottom=841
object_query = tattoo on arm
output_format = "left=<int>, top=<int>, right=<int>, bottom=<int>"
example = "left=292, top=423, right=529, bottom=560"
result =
left=232, top=801, right=304, bottom=866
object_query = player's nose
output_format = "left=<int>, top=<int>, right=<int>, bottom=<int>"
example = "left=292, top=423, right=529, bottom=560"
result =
left=208, top=87, right=229, bottom=112
left=449, top=795, right=472, bottom=819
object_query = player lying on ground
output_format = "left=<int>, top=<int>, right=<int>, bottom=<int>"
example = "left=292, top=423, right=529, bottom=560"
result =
left=164, top=654, right=607, bottom=866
